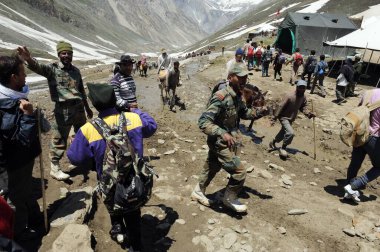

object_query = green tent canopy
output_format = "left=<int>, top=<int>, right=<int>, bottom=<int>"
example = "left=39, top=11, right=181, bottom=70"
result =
left=275, top=12, right=357, bottom=56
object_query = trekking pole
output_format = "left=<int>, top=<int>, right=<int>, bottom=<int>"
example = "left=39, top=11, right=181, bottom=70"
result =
left=312, top=100, right=316, bottom=160
left=37, top=105, right=48, bottom=232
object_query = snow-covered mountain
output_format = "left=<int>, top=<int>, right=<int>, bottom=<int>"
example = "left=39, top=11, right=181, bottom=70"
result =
left=0, top=0, right=261, bottom=61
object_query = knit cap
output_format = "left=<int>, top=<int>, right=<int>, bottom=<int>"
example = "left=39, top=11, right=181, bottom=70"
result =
left=56, top=41, right=73, bottom=54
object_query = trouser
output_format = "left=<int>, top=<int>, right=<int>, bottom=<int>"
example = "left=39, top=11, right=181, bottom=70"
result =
left=274, top=119, right=294, bottom=147
left=262, top=62, right=269, bottom=76
left=345, top=82, right=356, bottom=96
left=247, top=57, right=254, bottom=69
left=158, top=70, right=169, bottom=100
left=347, top=136, right=380, bottom=189
left=167, top=86, right=176, bottom=109
left=301, top=71, right=312, bottom=88
left=335, top=85, right=346, bottom=101
left=7, top=160, right=35, bottom=236
left=198, top=137, right=246, bottom=194
left=290, top=65, right=300, bottom=83
left=310, top=75, right=326, bottom=96
left=274, top=65, right=282, bottom=79
left=50, top=101, right=86, bottom=163
left=110, top=209, right=142, bottom=250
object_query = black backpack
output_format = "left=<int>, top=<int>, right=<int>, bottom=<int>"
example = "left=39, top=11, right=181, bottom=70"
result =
left=91, top=113, right=156, bottom=213
left=307, top=56, right=317, bottom=73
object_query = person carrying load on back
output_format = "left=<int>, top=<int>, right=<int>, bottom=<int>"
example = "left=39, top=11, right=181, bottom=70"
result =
left=157, top=48, right=173, bottom=102
left=286, top=48, right=303, bottom=85
left=310, top=54, right=328, bottom=98
left=301, top=50, right=317, bottom=89
left=335, top=58, right=355, bottom=104
left=273, top=49, right=285, bottom=81
left=261, top=45, right=272, bottom=77
left=343, top=88, right=380, bottom=203
left=67, top=83, right=157, bottom=251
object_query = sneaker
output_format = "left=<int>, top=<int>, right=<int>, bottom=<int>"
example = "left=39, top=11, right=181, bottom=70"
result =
left=222, top=198, right=247, bottom=213
left=279, top=148, right=288, bottom=158
left=50, top=162, right=70, bottom=181
left=191, top=184, right=214, bottom=206
left=343, top=184, right=360, bottom=202
left=110, top=224, right=126, bottom=244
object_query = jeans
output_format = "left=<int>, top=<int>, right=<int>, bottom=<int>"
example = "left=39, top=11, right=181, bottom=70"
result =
left=274, top=119, right=294, bottom=147
left=347, top=136, right=380, bottom=189
left=262, top=62, right=269, bottom=76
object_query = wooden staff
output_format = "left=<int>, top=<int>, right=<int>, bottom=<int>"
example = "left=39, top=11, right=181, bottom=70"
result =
left=37, top=105, right=48, bottom=232
left=312, top=100, right=316, bottom=160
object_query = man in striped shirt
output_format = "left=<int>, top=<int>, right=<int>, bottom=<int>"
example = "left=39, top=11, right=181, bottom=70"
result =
left=110, top=55, right=138, bottom=111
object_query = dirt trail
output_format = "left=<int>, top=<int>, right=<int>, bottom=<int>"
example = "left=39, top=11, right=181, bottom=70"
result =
left=27, top=53, right=380, bottom=252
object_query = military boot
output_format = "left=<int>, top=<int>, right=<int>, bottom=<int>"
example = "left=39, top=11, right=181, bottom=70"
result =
left=222, top=187, right=247, bottom=213
left=50, top=162, right=70, bottom=181
left=191, top=184, right=214, bottom=206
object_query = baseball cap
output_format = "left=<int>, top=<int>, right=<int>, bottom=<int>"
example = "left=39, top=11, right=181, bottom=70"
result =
left=228, top=63, right=248, bottom=77
left=235, top=48, right=244, bottom=56
left=296, top=79, right=307, bottom=87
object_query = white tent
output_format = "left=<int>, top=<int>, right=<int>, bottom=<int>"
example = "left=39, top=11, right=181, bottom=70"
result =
left=324, top=17, right=380, bottom=52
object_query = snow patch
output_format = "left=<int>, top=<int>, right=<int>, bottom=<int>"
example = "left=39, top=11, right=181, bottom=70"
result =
left=296, top=0, right=330, bottom=13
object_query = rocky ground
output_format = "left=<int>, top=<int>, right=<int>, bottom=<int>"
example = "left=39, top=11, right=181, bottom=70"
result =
left=24, top=52, right=380, bottom=252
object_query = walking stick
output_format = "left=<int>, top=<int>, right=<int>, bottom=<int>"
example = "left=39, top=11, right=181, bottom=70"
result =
left=37, top=105, right=48, bottom=232
left=312, top=100, right=316, bottom=160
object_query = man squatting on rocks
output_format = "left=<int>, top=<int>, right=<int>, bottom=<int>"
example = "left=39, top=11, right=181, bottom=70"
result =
left=269, top=80, right=316, bottom=157
left=0, top=55, right=41, bottom=241
left=17, top=41, right=93, bottom=181
left=343, top=88, right=380, bottom=203
left=191, top=63, right=267, bottom=213
left=67, top=83, right=157, bottom=250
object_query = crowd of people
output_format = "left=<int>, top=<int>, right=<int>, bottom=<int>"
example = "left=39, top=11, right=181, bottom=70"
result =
left=0, top=38, right=379, bottom=252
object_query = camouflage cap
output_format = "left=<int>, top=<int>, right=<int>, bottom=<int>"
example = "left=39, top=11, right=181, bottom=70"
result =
left=56, top=41, right=73, bottom=54
left=228, top=63, right=248, bottom=77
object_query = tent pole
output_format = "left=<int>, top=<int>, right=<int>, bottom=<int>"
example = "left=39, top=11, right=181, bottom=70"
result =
left=327, top=46, right=337, bottom=77
left=376, top=77, right=380, bottom=88
left=364, top=50, right=373, bottom=75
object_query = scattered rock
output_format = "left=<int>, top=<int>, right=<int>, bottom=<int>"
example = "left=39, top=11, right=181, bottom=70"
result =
left=322, top=128, right=333, bottom=135
left=200, top=205, right=205, bottom=212
left=324, top=166, right=334, bottom=171
left=309, top=182, right=317, bottom=186
left=258, top=169, right=273, bottom=179
left=202, top=145, right=209, bottom=150
left=246, top=165, right=255, bottom=173
left=208, top=219, right=216, bottom=224
left=192, top=236, right=201, bottom=245
left=52, top=224, right=92, bottom=252
left=277, top=227, right=286, bottom=234
left=164, top=150, right=176, bottom=155
left=223, top=232, right=237, bottom=249
left=176, top=219, right=186, bottom=225
left=264, top=160, right=270, bottom=164
left=313, top=168, right=321, bottom=174
left=342, top=228, right=356, bottom=237
left=158, top=139, right=165, bottom=144
left=281, top=178, right=293, bottom=186
left=50, top=186, right=93, bottom=227
left=281, top=174, right=291, bottom=180
left=200, top=235, right=214, bottom=252
left=59, top=187, right=69, bottom=198
left=195, top=229, right=201, bottom=234
left=288, top=209, right=308, bottom=215
left=268, top=163, right=285, bottom=172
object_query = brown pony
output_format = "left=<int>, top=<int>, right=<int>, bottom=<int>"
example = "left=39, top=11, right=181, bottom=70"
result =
left=241, top=83, right=269, bottom=131
left=139, top=62, right=148, bottom=77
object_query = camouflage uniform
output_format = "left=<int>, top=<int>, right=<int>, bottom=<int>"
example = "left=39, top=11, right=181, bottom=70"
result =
left=198, top=85, right=260, bottom=197
left=28, top=61, right=87, bottom=163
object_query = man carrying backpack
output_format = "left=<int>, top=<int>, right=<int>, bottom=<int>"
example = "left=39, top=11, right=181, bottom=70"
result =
left=273, top=49, right=285, bottom=81
left=343, top=89, right=380, bottom=203
left=301, top=50, right=317, bottom=89
left=246, top=42, right=255, bottom=70
left=261, top=45, right=272, bottom=77
left=67, top=84, right=157, bottom=251
left=310, top=54, right=328, bottom=98
left=286, top=48, right=303, bottom=85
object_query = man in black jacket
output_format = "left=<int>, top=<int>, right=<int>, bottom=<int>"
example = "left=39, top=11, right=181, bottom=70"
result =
left=0, top=55, right=41, bottom=241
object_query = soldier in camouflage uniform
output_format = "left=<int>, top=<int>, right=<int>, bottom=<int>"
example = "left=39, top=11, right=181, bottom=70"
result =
left=17, top=42, right=93, bottom=181
left=191, top=63, right=267, bottom=213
